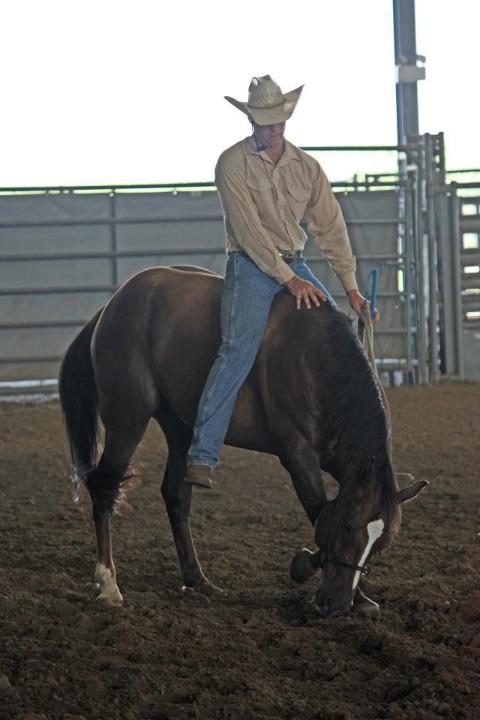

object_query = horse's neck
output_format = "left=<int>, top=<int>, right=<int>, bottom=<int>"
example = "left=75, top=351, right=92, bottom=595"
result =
left=324, top=402, right=390, bottom=486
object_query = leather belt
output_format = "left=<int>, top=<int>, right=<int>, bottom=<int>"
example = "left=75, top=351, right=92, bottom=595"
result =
left=278, top=249, right=302, bottom=264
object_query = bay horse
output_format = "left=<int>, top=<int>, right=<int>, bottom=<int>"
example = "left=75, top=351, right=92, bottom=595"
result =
left=59, top=265, right=427, bottom=617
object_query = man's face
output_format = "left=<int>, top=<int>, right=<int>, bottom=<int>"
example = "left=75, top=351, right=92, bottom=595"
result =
left=252, top=121, right=286, bottom=152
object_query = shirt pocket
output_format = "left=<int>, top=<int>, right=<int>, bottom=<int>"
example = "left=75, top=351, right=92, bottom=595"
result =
left=245, top=175, right=274, bottom=215
left=285, top=184, right=310, bottom=221
left=246, top=176, right=272, bottom=193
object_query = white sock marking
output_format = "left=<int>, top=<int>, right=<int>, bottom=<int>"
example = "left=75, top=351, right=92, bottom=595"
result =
left=352, top=519, right=384, bottom=592
left=95, top=563, right=123, bottom=604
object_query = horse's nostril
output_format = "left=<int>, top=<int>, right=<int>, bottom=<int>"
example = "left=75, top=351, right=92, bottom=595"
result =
left=323, top=596, right=334, bottom=614
left=315, top=594, right=334, bottom=616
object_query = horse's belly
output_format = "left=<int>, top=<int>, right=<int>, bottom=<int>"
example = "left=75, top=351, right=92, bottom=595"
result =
left=225, top=381, right=269, bottom=452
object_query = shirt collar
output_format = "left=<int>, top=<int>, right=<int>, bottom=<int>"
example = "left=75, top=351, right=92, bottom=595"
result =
left=245, top=135, right=300, bottom=165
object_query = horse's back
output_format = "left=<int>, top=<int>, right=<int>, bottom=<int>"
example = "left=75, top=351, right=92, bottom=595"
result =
left=90, top=267, right=263, bottom=445
left=90, top=266, right=355, bottom=452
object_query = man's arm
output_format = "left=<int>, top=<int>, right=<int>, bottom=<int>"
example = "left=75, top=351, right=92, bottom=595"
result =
left=304, top=161, right=378, bottom=319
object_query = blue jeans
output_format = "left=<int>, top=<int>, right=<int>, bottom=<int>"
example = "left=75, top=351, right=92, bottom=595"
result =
left=187, top=252, right=335, bottom=468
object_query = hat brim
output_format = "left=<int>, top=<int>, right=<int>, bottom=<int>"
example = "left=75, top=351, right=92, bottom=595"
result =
left=225, top=85, right=303, bottom=125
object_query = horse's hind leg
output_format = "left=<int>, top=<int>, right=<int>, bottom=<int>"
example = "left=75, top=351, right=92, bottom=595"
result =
left=86, top=419, right=148, bottom=604
left=156, top=410, right=221, bottom=595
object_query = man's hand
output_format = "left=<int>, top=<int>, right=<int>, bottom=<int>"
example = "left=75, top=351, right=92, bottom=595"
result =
left=286, top=276, right=327, bottom=310
left=347, top=289, right=380, bottom=323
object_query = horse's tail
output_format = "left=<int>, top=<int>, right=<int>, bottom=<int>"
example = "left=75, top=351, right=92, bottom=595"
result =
left=59, top=310, right=102, bottom=489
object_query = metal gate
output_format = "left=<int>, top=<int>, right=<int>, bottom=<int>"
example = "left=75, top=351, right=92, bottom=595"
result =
left=450, top=174, right=480, bottom=378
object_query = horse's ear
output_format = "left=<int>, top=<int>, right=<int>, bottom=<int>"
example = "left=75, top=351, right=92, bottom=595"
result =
left=397, top=479, right=430, bottom=504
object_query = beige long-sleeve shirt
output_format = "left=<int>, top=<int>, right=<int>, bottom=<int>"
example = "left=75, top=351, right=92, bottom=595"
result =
left=215, top=136, right=358, bottom=292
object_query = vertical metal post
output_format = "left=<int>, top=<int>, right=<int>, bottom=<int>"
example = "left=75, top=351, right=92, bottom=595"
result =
left=424, top=134, right=440, bottom=381
left=435, top=181, right=464, bottom=377
left=437, top=132, right=446, bottom=184
left=411, top=142, right=428, bottom=383
left=393, top=0, right=423, bottom=145
left=449, top=185, right=465, bottom=378
left=109, top=190, right=119, bottom=286
left=436, top=187, right=453, bottom=373
left=404, top=175, right=414, bottom=381
left=393, top=0, right=425, bottom=383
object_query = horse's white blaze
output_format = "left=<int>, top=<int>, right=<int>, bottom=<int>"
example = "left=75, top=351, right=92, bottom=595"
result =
left=95, top=563, right=123, bottom=605
left=352, top=519, right=384, bottom=592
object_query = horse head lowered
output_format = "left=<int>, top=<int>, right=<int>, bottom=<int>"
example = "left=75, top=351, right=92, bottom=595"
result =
left=291, top=460, right=429, bottom=616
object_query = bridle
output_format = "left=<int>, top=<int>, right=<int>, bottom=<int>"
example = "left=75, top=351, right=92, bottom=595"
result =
left=322, top=556, right=372, bottom=577
left=314, top=499, right=376, bottom=578
left=308, top=547, right=372, bottom=577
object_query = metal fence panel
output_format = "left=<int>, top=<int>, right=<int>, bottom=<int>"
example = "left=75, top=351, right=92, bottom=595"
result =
left=1, top=185, right=409, bottom=383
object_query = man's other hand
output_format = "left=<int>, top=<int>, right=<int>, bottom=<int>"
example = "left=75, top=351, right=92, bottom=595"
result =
left=286, top=276, right=327, bottom=310
left=347, top=289, right=380, bottom=323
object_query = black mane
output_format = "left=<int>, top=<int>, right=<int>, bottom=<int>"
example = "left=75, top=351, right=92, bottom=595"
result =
left=299, top=303, right=400, bottom=534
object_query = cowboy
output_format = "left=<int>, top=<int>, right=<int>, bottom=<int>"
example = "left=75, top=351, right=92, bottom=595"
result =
left=185, top=75, right=373, bottom=489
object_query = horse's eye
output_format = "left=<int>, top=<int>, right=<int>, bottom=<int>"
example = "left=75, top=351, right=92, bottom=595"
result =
left=343, top=523, right=354, bottom=537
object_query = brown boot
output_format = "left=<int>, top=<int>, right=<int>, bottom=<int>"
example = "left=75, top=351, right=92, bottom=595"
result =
left=184, top=464, right=213, bottom=489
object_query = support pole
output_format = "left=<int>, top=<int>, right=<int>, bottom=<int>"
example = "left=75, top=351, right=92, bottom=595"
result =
left=393, top=0, right=425, bottom=145
left=424, top=134, right=440, bottom=381
left=449, top=186, right=466, bottom=378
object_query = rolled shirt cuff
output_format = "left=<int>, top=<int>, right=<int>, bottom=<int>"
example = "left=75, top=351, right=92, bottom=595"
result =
left=276, top=264, right=296, bottom=285
left=338, top=271, right=358, bottom=294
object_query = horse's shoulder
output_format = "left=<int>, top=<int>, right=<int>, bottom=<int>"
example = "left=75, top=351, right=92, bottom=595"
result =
left=267, top=295, right=351, bottom=339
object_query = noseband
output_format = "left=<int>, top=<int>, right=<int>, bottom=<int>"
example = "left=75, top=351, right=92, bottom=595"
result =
left=308, top=548, right=372, bottom=576
left=322, top=556, right=372, bottom=576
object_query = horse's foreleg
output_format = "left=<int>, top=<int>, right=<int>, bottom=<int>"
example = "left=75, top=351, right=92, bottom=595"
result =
left=161, top=448, right=222, bottom=595
left=280, top=445, right=328, bottom=526
left=280, top=446, right=328, bottom=585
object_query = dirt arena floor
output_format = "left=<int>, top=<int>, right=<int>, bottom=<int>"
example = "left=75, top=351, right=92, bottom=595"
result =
left=0, top=382, right=479, bottom=720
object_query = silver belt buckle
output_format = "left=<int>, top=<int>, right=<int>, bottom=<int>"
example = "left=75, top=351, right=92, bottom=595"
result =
left=279, top=249, right=299, bottom=263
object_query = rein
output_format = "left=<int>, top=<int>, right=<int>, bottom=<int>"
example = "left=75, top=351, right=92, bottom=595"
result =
left=358, top=306, right=378, bottom=379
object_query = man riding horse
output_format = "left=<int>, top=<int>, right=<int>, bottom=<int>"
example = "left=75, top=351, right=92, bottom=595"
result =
left=186, top=75, right=377, bottom=489
left=59, top=76, right=427, bottom=617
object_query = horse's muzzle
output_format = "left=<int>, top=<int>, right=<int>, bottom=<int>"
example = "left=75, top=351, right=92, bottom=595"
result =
left=314, top=588, right=352, bottom=617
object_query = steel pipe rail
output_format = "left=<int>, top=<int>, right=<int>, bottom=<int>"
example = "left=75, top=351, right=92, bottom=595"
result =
left=0, top=250, right=408, bottom=264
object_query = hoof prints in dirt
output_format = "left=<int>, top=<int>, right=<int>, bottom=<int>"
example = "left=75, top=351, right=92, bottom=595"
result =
left=0, top=384, right=479, bottom=719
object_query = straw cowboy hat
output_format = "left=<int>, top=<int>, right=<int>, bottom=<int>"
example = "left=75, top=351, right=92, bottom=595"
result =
left=225, top=75, right=304, bottom=125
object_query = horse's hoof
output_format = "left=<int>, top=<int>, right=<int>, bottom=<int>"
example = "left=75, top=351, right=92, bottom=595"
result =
left=353, top=588, right=380, bottom=618
left=182, top=578, right=224, bottom=597
left=97, top=587, right=124, bottom=606
left=290, top=549, right=318, bottom=584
